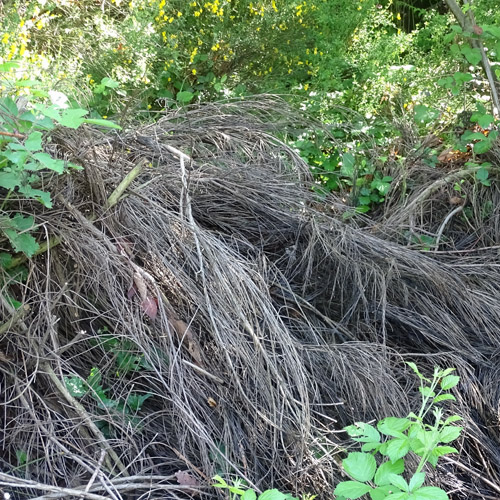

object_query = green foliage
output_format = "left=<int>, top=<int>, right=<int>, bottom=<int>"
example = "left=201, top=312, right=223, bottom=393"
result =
left=211, top=366, right=461, bottom=500
left=334, top=364, right=461, bottom=500
left=0, top=61, right=120, bottom=258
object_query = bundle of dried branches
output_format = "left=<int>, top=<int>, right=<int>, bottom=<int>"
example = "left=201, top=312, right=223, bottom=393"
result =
left=0, top=97, right=499, bottom=499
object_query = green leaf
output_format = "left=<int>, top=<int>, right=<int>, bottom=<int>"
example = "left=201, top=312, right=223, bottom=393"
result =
left=101, top=77, right=120, bottom=88
left=18, top=185, right=53, bottom=208
left=177, top=91, right=195, bottom=103
left=126, top=393, right=152, bottom=411
left=345, top=422, right=381, bottom=444
left=32, top=152, right=66, bottom=173
left=25, top=131, right=43, bottom=152
left=342, top=452, right=377, bottom=482
left=414, top=105, right=439, bottom=124
left=242, top=489, right=257, bottom=500
left=477, top=114, right=495, bottom=128
left=386, top=438, right=411, bottom=462
left=443, top=415, right=462, bottom=425
left=412, top=486, right=449, bottom=500
left=433, top=445, right=458, bottom=457
left=378, top=417, right=411, bottom=437
left=408, top=472, right=425, bottom=492
left=0, top=252, right=13, bottom=269
left=384, top=493, right=409, bottom=500
left=439, top=426, right=462, bottom=443
left=433, top=394, right=456, bottom=403
left=57, top=108, right=88, bottom=129
left=334, top=481, right=372, bottom=499
left=0, top=172, right=21, bottom=190
left=389, top=474, right=409, bottom=492
left=86, top=367, right=102, bottom=390
left=418, top=386, right=435, bottom=398
left=473, top=139, right=492, bottom=154
left=64, top=376, right=88, bottom=397
left=258, top=489, right=287, bottom=500
left=374, top=459, right=405, bottom=486
left=461, top=46, right=482, bottom=66
left=406, top=362, right=428, bottom=381
left=212, top=475, right=228, bottom=488
left=339, top=152, right=355, bottom=176
left=475, top=164, right=490, bottom=180
left=0, top=96, right=19, bottom=116
left=370, top=486, right=394, bottom=500
left=83, top=118, right=122, bottom=130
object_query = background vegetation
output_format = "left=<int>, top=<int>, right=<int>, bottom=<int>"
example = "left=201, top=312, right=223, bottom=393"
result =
left=1, top=0, right=500, bottom=499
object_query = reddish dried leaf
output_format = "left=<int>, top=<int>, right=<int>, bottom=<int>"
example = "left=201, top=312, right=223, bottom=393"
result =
left=175, top=470, right=201, bottom=489
left=141, top=295, right=158, bottom=320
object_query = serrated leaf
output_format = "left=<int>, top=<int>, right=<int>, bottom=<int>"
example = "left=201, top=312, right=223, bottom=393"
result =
left=176, top=91, right=194, bottom=103
left=342, top=452, right=377, bottom=482
left=412, top=486, right=449, bottom=500
left=64, top=376, right=88, bottom=397
left=433, top=394, right=456, bottom=403
left=33, top=152, right=65, bottom=173
left=8, top=214, right=35, bottom=232
left=439, top=426, right=462, bottom=443
left=25, top=131, right=43, bottom=152
left=378, top=417, right=411, bottom=437
left=258, top=489, right=287, bottom=500
left=386, top=438, right=410, bottom=462
left=374, top=459, right=405, bottom=486
left=126, top=393, right=152, bottom=411
left=409, top=472, right=426, bottom=492
left=433, top=445, right=458, bottom=457
left=334, top=481, right=372, bottom=499
left=389, top=474, right=409, bottom=492
left=58, top=108, right=88, bottom=129
left=18, top=185, right=52, bottom=208
left=345, top=422, right=381, bottom=443
left=4, top=229, right=39, bottom=258
left=370, top=485, right=394, bottom=500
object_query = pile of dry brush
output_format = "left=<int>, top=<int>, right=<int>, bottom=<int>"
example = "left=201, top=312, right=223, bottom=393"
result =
left=0, top=97, right=499, bottom=499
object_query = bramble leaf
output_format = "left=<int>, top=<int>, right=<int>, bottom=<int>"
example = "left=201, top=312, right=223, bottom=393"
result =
left=378, top=417, right=411, bottom=437
left=342, top=452, right=377, bottom=482
left=374, top=459, right=404, bottom=486
left=334, top=481, right=372, bottom=499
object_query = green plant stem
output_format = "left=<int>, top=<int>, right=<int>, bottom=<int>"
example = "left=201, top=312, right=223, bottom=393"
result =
left=105, top=159, right=146, bottom=209
left=415, top=408, right=443, bottom=475
left=5, top=160, right=145, bottom=269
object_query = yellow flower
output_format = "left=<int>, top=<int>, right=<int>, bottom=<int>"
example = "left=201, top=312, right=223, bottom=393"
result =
left=192, top=69, right=197, bottom=75
left=168, top=17, right=174, bottom=22
left=177, top=11, right=182, bottom=16
left=102, top=115, right=108, bottom=118
left=1, top=33, right=9, bottom=44
left=36, top=20, right=43, bottom=29
left=194, top=10, right=201, bottom=16
left=304, top=83, right=309, bottom=91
